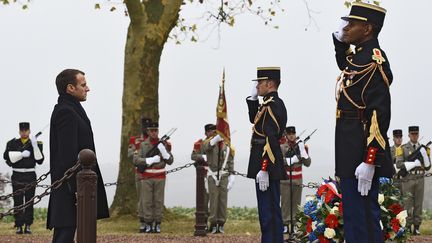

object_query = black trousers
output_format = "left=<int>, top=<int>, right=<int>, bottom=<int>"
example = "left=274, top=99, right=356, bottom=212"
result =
left=11, top=171, right=36, bottom=227
left=52, top=227, right=76, bottom=243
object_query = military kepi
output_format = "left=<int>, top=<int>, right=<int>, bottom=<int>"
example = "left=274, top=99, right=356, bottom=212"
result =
left=204, top=124, right=216, bottom=132
left=285, top=126, right=296, bottom=134
left=19, top=122, right=30, bottom=131
left=392, top=129, right=402, bottom=137
left=342, top=2, right=386, bottom=27
left=253, top=67, right=281, bottom=81
left=147, top=122, right=159, bottom=129
left=408, top=126, right=419, bottom=133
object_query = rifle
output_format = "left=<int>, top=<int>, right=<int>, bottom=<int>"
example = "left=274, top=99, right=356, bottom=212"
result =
left=145, top=127, right=177, bottom=158
left=285, top=129, right=317, bottom=160
left=397, top=141, right=431, bottom=178
left=300, top=129, right=317, bottom=144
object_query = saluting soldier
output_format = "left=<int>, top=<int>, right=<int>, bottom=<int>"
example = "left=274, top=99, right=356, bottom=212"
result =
left=201, top=125, right=235, bottom=234
left=3, top=122, right=44, bottom=234
left=133, top=121, right=173, bottom=233
left=390, top=129, right=403, bottom=190
left=246, top=67, right=287, bottom=243
left=190, top=124, right=215, bottom=231
left=333, top=2, right=394, bottom=242
left=395, top=126, right=431, bottom=235
left=280, top=126, right=311, bottom=234
left=127, top=117, right=151, bottom=225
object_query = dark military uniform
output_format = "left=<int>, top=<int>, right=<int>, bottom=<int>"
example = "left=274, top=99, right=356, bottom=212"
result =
left=334, top=3, right=394, bottom=242
left=3, top=123, right=44, bottom=231
left=247, top=67, right=287, bottom=243
left=390, top=129, right=403, bottom=191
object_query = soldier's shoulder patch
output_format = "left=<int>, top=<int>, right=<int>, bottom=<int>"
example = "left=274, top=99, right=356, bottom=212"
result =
left=395, top=146, right=403, bottom=157
left=427, top=147, right=430, bottom=157
left=372, top=48, right=386, bottom=65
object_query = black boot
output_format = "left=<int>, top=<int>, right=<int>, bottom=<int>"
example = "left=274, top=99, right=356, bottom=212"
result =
left=154, top=222, right=161, bottom=233
left=210, top=224, right=218, bottom=234
left=413, top=225, right=421, bottom=235
left=218, top=224, right=225, bottom=234
left=15, top=226, right=23, bottom=234
left=406, top=225, right=412, bottom=234
left=24, top=225, right=31, bottom=234
left=144, top=223, right=152, bottom=233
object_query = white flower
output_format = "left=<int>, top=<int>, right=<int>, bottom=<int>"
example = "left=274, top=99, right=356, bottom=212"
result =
left=305, top=195, right=316, bottom=202
left=324, top=228, right=336, bottom=239
left=389, top=231, right=396, bottom=240
left=396, top=210, right=407, bottom=227
left=330, top=206, right=339, bottom=215
left=312, top=221, right=317, bottom=231
left=378, top=193, right=384, bottom=204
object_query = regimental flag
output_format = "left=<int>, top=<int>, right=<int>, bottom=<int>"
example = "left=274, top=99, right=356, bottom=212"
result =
left=216, top=69, right=231, bottom=146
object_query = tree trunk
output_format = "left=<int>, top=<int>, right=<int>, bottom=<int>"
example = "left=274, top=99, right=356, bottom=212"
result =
left=110, top=0, right=183, bottom=216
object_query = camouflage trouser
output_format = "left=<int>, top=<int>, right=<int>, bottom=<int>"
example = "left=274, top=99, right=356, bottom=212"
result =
left=280, top=179, right=302, bottom=225
left=140, top=178, right=166, bottom=223
left=401, top=175, right=424, bottom=226
left=208, top=175, right=228, bottom=225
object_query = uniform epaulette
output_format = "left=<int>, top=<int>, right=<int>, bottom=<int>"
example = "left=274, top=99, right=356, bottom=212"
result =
left=427, top=147, right=431, bottom=157
left=37, top=141, right=43, bottom=144
left=372, top=48, right=385, bottom=64
left=262, top=96, right=274, bottom=106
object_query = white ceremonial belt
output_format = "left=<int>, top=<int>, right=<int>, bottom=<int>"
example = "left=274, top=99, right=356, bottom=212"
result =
left=207, top=168, right=228, bottom=186
left=144, top=168, right=166, bottom=173
left=13, top=168, right=35, bottom=173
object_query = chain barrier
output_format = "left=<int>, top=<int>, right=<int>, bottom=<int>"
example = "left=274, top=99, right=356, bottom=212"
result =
left=0, top=161, right=81, bottom=219
left=0, top=171, right=51, bottom=201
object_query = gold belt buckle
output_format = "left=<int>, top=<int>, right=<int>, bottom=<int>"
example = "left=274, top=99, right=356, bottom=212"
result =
left=336, top=109, right=341, bottom=119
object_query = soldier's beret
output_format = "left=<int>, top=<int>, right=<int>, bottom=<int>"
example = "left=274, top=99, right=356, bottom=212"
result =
left=19, top=122, right=30, bottom=131
left=341, top=2, right=386, bottom=27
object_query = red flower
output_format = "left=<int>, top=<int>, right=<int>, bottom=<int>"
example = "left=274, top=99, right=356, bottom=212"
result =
left=390, top=218, right=400, bottom=232
left=325, top=189, right=335, bottom=203
left=318, top=235, right=330, bottom=243
left=339, top=201, right=343, bottom=216
left=317, top=185, right=327, bottom=196
left=325, top=214, right=339, bottom=228
left=388, top=204, right=403, bottom=215
left=384, top=232, right=390, bottom=240
left=306, top=218, right=313, bottom=233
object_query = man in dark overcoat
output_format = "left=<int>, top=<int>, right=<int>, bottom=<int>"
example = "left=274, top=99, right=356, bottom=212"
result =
left=47, top=69, right=109, bottom=243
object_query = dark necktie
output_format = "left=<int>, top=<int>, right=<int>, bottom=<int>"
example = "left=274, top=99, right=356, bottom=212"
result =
left=413, top=144, right=416, bottom=150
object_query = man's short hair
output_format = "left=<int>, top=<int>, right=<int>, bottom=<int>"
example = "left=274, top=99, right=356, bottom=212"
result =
left=268, top=79, right=280, bottom=88
left=370, top=23, right=382, bottom=38
left=55, top=69, right=85, bottom=95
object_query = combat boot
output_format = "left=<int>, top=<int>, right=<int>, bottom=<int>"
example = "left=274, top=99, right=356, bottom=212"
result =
left=154, top=222, right=161, bottom=233
left=24, top=225, right=31, bottom=234
left=210, top=224, right=218, bottom=234
left=413, top=225, right=421, bottom=235
left=15, top=226, right=23, bottom=234
left=144, top=223, right=152, bottom=233
left=218, top=224, right=225, bottom=234
left=139, top=222, right=146, bottom=233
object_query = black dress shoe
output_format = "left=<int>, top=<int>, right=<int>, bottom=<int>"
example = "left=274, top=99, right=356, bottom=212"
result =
left=15, top=226, right=23, bottom=234
left=413, top=225, right=421, bottom=235
left=24, top=225, right=31, bottom=234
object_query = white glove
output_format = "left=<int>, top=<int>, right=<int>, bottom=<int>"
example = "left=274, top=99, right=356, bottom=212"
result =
left=256, top=170, right=269, bottom=192
left=227, top=175, right=235, bottom=191
left=298, top=142, right=309, bottom=159
left=333, top=19, right=348, bottom=42
left=354, top=162, right=375, bottom=196
left=286, top=156, right=299, bottom=166
left=420, top=147, right=431, bottom=168
left=21, top=150, right=31, bottom=158
left=404, top=160, right=421, bottom=171
left=248, top=81, right=258, bottom=100
left=145, top=155, right=160, bottom=167
left=201, top=154, right=207, bottom=161
left=30, top=135, right=43, bottom=160
left=210, top=134, right=223, bottom=146
left=157, top=143, right=170, bottom=160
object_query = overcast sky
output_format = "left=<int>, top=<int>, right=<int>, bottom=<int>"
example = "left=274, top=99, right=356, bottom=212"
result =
left=1, top=0, right=431, bottom=208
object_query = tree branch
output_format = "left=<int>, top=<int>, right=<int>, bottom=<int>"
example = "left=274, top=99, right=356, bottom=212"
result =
left=124, top=0, right=144, bottom=24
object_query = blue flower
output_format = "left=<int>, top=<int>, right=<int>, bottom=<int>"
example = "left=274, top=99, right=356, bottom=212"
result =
left=308, top=232, right=318, bottom=242
left=396, top=228, right=405, bottom=238
left=315, top=223, right=325, bottom=234
left=379, top=177, right=390, bottom=186
left=304, top=201, right=317, bottom=217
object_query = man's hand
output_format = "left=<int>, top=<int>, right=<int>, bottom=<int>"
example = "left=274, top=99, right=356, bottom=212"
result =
left=145, top=155, right=161, bottom=167
left=201, top=154, right=207, bottom=161
left=249, top=81, right=258, bottom=100
left=298, top=141, right=309, bottom=159
left=333, top=19, right=348, bottom=42
left=256, top=170, right=269, bottom=192
left=227, top=175, right=235, bottom=191
left=21, top=150, right=31, bottom=158
left=157, top=143, right=170, bottom=160
left=210, top=134, right=223, bottom=146
left=354, top=162, right=375, bottom=196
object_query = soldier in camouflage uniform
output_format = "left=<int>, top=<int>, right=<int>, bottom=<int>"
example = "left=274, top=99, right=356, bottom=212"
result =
left=127, top=118, right=151, bottom=227
left=390, top=129, right=403, bottom=191
left=190, top=124, right=215, bottom=231
left=202, top=128, right=235, bottom=234
left=395, top=126, right=431, bottom=235
left=279, top=126, right=311, bottom=234
left=133, top=122, right=174, bottom=233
